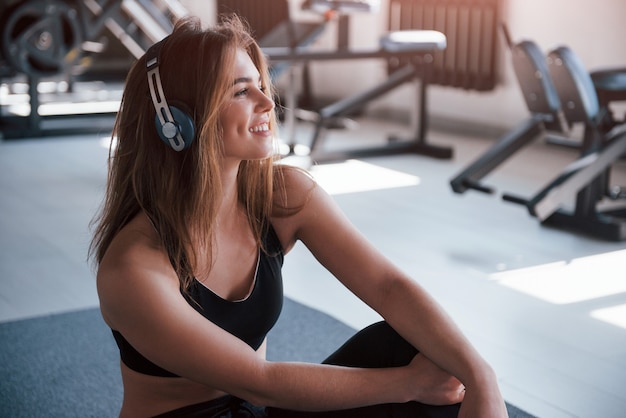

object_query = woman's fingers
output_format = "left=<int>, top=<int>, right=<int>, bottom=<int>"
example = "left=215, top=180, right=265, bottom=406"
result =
left=407, top=353, right=466, bottom=405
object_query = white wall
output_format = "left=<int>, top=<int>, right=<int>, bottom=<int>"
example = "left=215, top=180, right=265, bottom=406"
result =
left=179, top=0, right=626, bottom=131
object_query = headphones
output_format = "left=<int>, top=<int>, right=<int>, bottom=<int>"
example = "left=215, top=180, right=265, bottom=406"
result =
left=146, top=39, right=195, bottom=151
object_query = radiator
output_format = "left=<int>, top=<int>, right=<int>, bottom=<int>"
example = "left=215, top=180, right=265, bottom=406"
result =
left=388, top=0, right=501, bottom=91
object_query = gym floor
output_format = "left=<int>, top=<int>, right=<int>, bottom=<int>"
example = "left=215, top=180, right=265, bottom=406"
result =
left=1, top=114, right=625, bottom=418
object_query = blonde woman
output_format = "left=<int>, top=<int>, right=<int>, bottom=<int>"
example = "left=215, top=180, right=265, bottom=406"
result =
left=90, top=15, right=507, bottom=418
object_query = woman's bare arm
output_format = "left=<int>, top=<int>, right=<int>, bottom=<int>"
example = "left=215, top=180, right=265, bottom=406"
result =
left=273, top=168, right=507, bottom=417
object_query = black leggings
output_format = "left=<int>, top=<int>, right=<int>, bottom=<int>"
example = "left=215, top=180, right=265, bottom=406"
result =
left=268, top=321, right=461, bottom=417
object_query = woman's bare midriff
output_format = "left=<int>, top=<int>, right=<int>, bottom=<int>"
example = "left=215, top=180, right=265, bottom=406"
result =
left=118, top=339, right=267, bottom=417
left=118, top=363, right=226, bottom=417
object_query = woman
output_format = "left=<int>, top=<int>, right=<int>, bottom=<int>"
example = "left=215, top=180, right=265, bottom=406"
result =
left=90, top=15, right=508, bottom=418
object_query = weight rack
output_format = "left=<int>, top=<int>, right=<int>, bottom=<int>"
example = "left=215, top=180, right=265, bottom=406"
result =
left=0, top=0, right=187, bottom=139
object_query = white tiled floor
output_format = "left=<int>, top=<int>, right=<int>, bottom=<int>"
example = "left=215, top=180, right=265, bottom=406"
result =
left=1, top=116, right=625, bottom=418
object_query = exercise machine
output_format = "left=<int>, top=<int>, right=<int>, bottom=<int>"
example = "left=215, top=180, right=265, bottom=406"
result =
left=0, top=0, right=188, bottom=139
left=263, top=0, right=447, bottom=162
left=450, top=25, right=626, bottom=241
left=527, top=46, right=626, bottom=241
left=265, top=0, right=502, bottom=163
left=450, top=24, right=568, bottom=195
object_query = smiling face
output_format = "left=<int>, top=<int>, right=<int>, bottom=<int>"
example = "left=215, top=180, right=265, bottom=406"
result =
left=219, top=48, right=275, bottom=165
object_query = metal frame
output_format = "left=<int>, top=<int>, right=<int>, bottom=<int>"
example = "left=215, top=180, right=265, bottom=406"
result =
left=0, top=0, right=184, bottom=139
left=264, top=31, right=448, bottom=162
left=449, top=26, right=626, bottom=241
left=450, top=26, right=566, bottom=195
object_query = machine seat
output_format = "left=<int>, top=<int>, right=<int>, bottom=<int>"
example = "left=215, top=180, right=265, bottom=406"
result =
left=380, top=30, right=447, bottom=52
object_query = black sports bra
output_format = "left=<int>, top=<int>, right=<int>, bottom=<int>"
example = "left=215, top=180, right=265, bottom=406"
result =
left=111, top=224, right=284, bottom=377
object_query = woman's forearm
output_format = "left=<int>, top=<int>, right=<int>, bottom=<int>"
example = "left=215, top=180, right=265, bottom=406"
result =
left=378, top=274, right=497, bottom=389
left=240, top=361, right=413, bottom=411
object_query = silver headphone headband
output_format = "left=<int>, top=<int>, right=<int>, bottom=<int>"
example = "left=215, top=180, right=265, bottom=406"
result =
left=146, top=41, right=186, bottom=151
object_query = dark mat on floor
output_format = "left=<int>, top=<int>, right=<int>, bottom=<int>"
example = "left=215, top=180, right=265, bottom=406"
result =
left=0, top=298, right=533, bottom=417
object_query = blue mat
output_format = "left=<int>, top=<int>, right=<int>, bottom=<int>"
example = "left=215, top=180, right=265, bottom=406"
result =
left=0, top=298, right=533, bottom=417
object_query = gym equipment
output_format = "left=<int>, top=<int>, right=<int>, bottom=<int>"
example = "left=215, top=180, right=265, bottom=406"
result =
left=593, top=67, right=626, bottom=121
left=2, top=0, right=83, bottom=78
left=450, top=24, right=567, bottom=195
left=386, top=0, right=500, bottom=92
left=263, top=0, right=447, bottom=162
left=525, top=46, right=626, bottom=241
left=0, top=0, right=188, bottom=139
left=449, top=25, right=626, bottom=241
left=265, top=0, right=501, bottom=163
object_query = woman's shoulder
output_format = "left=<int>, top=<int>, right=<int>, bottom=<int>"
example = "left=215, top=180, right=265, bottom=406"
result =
left=97, top=213, right=178, bottom=327
left=100, top=213, right=163, bottom=264
left=274, top=163, right=315, bottom=187
left=272, top=163, right=317, bottom=213
left=97, top=214, right=175, bottom=292
left=269, top=164, right=319, bottom=251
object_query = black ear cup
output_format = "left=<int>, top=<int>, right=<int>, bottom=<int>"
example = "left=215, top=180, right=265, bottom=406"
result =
left=154, top=105, right=195, bottom=150
left=146, top=38, right=196, bottom=151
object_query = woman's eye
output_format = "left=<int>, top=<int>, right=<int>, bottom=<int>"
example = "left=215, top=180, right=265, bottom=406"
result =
left=234, top=85, right=265, bottom=97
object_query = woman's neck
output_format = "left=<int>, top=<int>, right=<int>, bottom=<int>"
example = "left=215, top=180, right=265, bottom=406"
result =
left=216, top=161, right=245, bottom=225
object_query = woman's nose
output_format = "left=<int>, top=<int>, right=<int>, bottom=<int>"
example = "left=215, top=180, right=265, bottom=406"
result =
left=257, top=90, right=275, bottom=113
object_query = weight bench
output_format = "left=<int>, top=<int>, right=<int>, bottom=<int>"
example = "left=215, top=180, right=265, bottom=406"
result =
left=450, top=24, right=626, bottom=196
left=262, top=0, right=448, bottom=163
left=525, top=46, right=626, bottom=241
left=450, top=24, right=568, bottom=195
left=449, top=24, right=626, bottom=240
left=591, top=67, right=626, bottom=125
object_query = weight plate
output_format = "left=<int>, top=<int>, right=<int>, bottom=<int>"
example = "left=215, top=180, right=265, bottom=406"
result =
left=2, top=0, right=82, bottom=77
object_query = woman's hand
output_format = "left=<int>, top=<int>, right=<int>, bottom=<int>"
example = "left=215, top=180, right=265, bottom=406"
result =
left=406, top=353, right=466, bottom=405
left=457, top=367, right=509, bottom=418
left=458, top=385, right=509, bottom=418
left=406, top=354, right=509, bottom=417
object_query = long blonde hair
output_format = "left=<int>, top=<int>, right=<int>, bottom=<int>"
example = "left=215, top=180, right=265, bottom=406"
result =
left=89, top=15, right=280, bottom=292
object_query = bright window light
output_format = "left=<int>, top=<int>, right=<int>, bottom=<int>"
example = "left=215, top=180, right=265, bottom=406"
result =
left=309, top=159, right=420, bottom=195
left=39, top=101, right=121, bottom=115
left=490, top=249, right=626, bottom=304
left=5, top=101, right=121, bottom=117
left=591, top=304, right=626, bottom=330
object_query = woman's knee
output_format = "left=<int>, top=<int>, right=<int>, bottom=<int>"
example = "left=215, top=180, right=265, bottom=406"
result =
left=322, top=321, right=417, bottom=368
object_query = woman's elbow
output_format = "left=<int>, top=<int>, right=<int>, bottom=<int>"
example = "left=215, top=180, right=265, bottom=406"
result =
left=228, top=360, right=281, bottom=408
